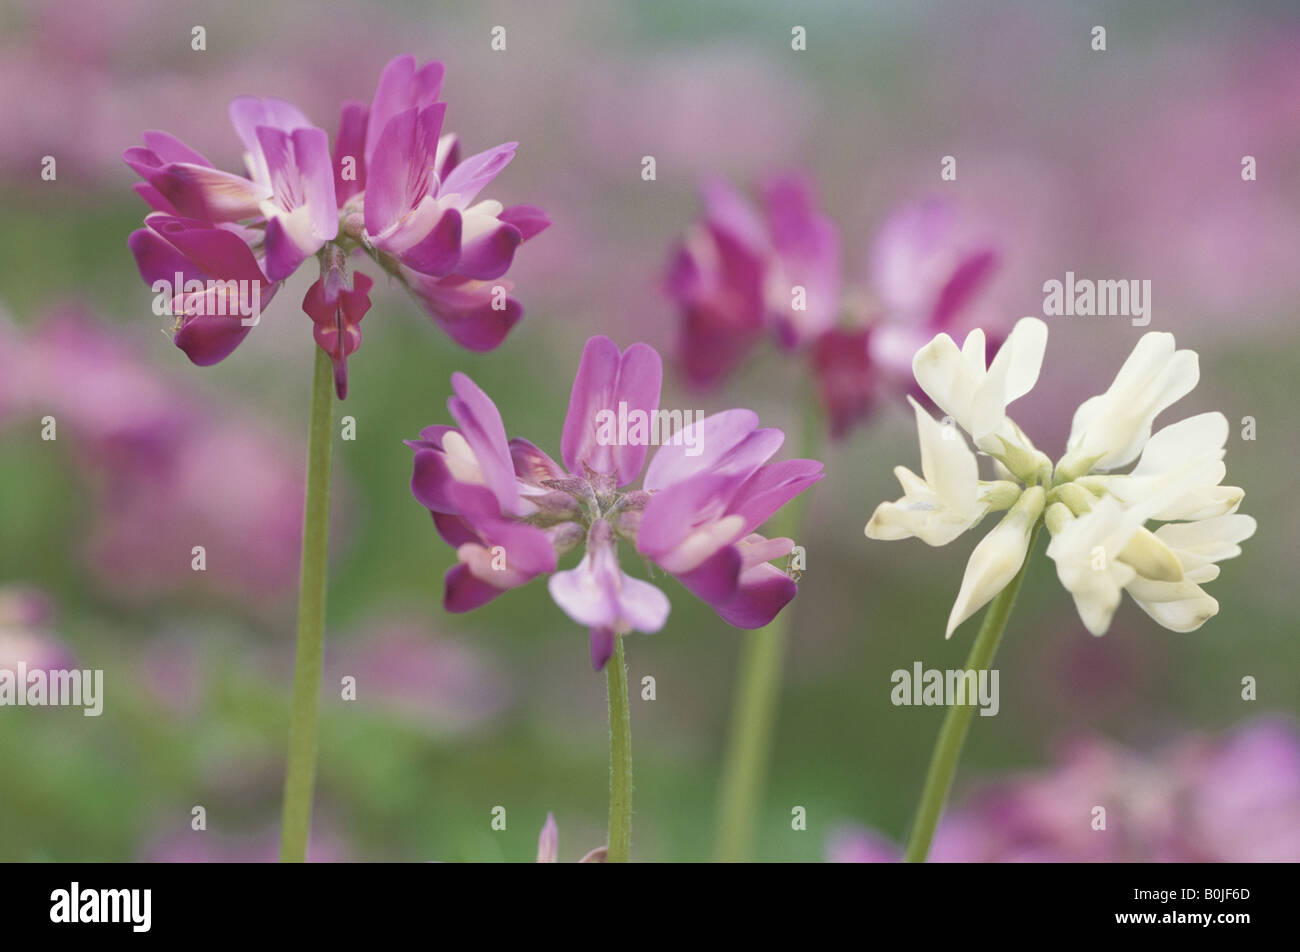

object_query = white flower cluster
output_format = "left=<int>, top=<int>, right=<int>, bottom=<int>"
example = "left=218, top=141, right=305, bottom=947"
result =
left=866, top=318, right=1254, bottom=638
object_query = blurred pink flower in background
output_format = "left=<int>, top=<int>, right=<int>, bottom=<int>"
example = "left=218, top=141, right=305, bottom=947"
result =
left=0, top=0, right=405, bottom=183
left=667, top=175, right=1001, bottom=437
left=143, top=825, right=349, bottom=862
left=0, top=585, right=74, bottom=672
left=0, top=307, right=311, bottom=604
left=11, top=309, right=195, bottom=473
left=137, top=634, right=206, bottom=717
left=829, top=719, right=1300, bottom=862
left=579, top=50, right=816, bottom=183
left=814, top=198, right=1000, bottom=437
left=666, top=174, right=840, bottom=387
left=86, top=417, right=306, bottom=601
left=324, top=617, right=511, bottom=734
left=1080, top=32, right=1300, bottom=325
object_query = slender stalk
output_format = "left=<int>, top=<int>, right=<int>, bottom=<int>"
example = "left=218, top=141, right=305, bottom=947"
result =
left=279, top=347, right=336, bottom=862
left=713, top=392, right=821, bottom=862
left=903, top=522, right=1043, bottom=862
left=605, top=634, right=633, bottom=862
left=712, top=611, right=790, bottom=862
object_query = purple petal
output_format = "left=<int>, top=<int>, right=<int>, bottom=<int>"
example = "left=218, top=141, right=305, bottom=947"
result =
left=670, top=223, right=768, bottom=388
left=228, top=96, right=312, bottom=161
left=868, top=198, right=997, bottom=330
left=548, top=521, right=669, bottom=637
left=411, top=447, right=502, bottom=516
left=333, top=100, right=369, bottom=201
left=537, top=813, right=559, bottom=863
left=172, top=312, right=254, bottom=367
left=144, top=216, right=267, bottom=282
left=561, top=335, right=620, bottom=476
left=700, top=175, right=768, bottom=251
left=440, top=142, right=518, bottom=206
left=609, top=342, right=664, bottom=485
left=444, top=562, right=507, bottom=613
left=715, top=559, right=796, bottom=628
left=128, top=228, right=202, bottom=287
left=256, top=125, right=338, bottom=239
left=509, top=437, right=565, bottom=483
left=131, top=182, right=179, bottom=215
left=636, top=471, right=739, bottom=565
left=672, top=544, right=742, bottom=606
left=363, top=103, right=447, bottom=237
left=455, top=219, right=522, bottom=281
left=431, top=511, right=478, bottom=548
left=499, top=204, right=551, bottom=241
left=670, top=535, right=797, bottom=629
left=262, top=216, right=309, bottom=283
left=931, top=248, right=998, bottom=330
left=729, top=459, right=825, bottom=535
left=560, top=336, right=663, bottom=484
left=403, top=271, right=523, bottom=352
left=140, top=130, right=212, bottom=167
left=763, top=173, right=841, bottom=346
left=589, top=628, right=615, bottom=671
left=812, top=327, right=876, bottom=439
left=398, top=205, right=462, bottom=276
left=642, top=408, right=771, bottom=491
left=447, top=372, right=520, bottom=514
left=365, top=55, right=445, bottom=168
left=123, top=150, right=267, bottom=222
left=434, top=133, right=460, bottom=180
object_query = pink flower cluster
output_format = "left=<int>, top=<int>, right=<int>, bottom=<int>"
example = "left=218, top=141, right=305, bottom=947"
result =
left=408, top=335, right=824, bottom=669
left=0, top=308, right=307, bottom=603
left=666, top=177, right=999, bottom=436
left=124, top=55, right=548, bottom=398
left=829, top=720, right=1300, bottom=862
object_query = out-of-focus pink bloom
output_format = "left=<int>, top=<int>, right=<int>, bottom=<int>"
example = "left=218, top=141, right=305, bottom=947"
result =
left=828, top=719, right=1300, bottom=862
left=3, top=309, right=310, bottom=604
left=666, top=174, right=839, bottom=386
left=324, top=619, right=510, bottom=734
left=143, top=825, right=349, bottom=863
left=536, top=812, right=607, bottom=863
left=825, top=825, right=902, bottom=864
left=124, top=54, right=548, bottom=398
left=815, top=199, right=1000, bottom=436
left=0, top=585, right=74, bottom=672
left=85, top=418, right=306, bottom=602
left=860, top=199, right=999, bottom=379
left=138, top=635, right=205, bottom=717
left=408, top=335, right=823, bottom=669
left=13, top=308, right=196, bottom=473
left=667, top=178, right=999, bottom=438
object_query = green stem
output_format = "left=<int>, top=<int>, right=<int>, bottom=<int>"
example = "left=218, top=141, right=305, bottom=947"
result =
left=279, top=348, right=336, bottom=862
left=712, top=392, right=821, bottom=862
left=713, top=611, right=791, bottom=862
left=903, top=522, right=1042, bottom=863
left=606, top=634, right=633, bottom=862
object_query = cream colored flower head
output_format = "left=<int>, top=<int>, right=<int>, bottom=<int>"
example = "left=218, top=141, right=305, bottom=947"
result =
left=866, top=317, right=1254, bottom=638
